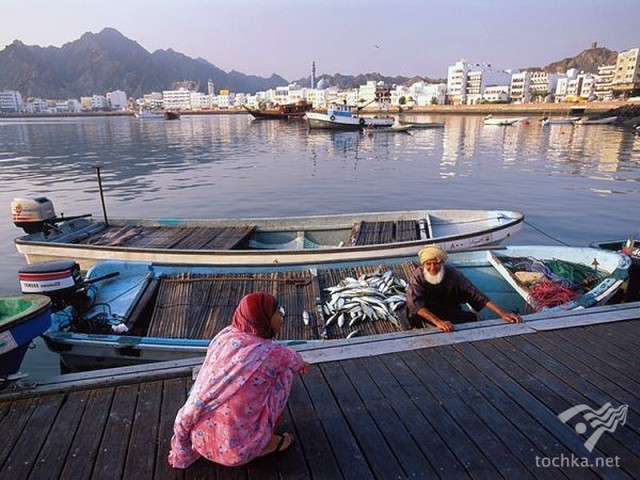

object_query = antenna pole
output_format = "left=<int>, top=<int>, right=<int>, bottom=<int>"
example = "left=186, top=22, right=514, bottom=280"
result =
left=94, top=165, right=109, bottom=227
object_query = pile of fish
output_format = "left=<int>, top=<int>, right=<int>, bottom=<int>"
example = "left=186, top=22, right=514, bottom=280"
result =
left=322, top=270, right=407, bottom=335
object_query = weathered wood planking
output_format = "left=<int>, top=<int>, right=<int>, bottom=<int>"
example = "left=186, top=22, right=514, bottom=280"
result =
left=1, top=319, right=638, bottom=479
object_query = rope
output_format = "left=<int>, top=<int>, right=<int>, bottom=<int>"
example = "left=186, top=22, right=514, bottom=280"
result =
left=524, top=220, right=570, bottom=246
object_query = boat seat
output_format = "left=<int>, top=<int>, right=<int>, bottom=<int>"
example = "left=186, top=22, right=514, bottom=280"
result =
left=350, top=220, right=419, bottom=245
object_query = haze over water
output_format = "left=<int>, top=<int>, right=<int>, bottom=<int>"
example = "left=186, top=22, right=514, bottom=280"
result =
left=0, top=114, right=638, bottom=376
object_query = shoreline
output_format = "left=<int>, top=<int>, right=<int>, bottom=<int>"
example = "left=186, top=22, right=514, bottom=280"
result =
left=0, top=100, right=636, bottom=119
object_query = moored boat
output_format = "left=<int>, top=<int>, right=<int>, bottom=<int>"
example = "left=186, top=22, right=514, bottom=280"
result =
left=11, top=197, right=524, bottom=270
left=164, top=111, right=180, bottom=120
left=133, top=108, right=164, bottom=119
left=244, top=100, right=313, bottom=119
left=32, top=245, right=630, bottom=371
left=483, top=115, right=529, bottom=126
left=574, top=116, right=617, bottom=125
left=397, top=119, right=445, bottom=128
left=305, top=104, right=395, bottom=130
left=0, top=295, right=51, bottom=380
left=541, top=117, right=580, bottom=126
left=591, top=238, right=639, bottom=302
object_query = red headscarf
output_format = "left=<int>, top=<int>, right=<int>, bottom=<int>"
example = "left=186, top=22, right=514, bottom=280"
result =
left=231, top=292, right=278, bottom=338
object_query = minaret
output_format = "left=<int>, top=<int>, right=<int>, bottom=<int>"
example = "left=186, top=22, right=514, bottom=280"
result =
left=311, top=61, right=316, bottom=89
left=208, top=79, right=215, bottom=96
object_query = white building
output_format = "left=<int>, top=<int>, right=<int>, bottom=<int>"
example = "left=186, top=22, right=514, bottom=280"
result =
left=107, top=90, right=127, bottom=110
left=594, top=64, right=616, bottom=101
left=24, top=97, right=47, bottom=113
left=464, top=65, right=511, bottom=105
left=190, top=91, right=213, bottom=110
left=143, top=92, right=163, bottom=109
left=446, top=59, right=469, bottom=105
left=162, top=88, right=192, bottom=110
left=0, top=90, right=24, bottom=112
left=529, top=72, right=559, bottom=102
left=565, top=73, right=596, bottom=102
left=91, top=95, right=109, bottom=110
left=483, top=86, right=510, bottom=103
left=510, top=72, right=531, bottom=104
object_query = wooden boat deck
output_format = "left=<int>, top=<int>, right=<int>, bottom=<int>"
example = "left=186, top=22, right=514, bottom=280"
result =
left=1, top=304, right=638, bottom=479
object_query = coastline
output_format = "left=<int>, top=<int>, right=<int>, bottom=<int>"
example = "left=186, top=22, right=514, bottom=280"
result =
left=0, top=100, right=636, bottom=119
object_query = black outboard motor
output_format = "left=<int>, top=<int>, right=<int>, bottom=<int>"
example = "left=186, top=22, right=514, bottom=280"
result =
left=18, top=260, right=88, bottom=312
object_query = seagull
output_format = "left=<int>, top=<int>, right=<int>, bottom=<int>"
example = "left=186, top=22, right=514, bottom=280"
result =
left=374, top=45, right=381, bottom=49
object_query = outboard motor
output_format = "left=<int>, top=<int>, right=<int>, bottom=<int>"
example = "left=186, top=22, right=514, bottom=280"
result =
left=18, top=260, right=87, bottom=312
left=11, top=197, right=56, bottom=234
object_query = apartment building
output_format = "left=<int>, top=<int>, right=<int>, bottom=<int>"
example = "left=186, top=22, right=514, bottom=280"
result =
left=162, top=88, right=192, bottom=110
left=529, top=72, right=559, bottom=102
left=594, top=64, right=616, bottom=100
left=510, top=72, right=531, bottom=104
left=612, top=47, right=640, bottom=97
left=0, top=90, right=24, bottom=112
left=446, top=59, right=469, bottom=105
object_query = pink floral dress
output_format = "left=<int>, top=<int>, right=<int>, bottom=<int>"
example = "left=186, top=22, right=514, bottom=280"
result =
left=168, top=325, right=304, bottom=468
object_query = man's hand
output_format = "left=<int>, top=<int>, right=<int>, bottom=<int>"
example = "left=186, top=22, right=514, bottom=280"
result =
left=434, top=319, right=454, bottom=332
left=501, top=312, right=522, bottom=324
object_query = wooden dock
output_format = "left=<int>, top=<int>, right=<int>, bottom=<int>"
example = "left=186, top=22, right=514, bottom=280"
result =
left=1, top=303, right=639, bottom=479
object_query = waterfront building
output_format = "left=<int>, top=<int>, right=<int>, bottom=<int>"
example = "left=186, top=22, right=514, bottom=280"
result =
left=190, top=91, right=213, bottom=110
left=216, top=90, right=235, bottom=109
left=529, top=72, right=559, bottom=103
left=24, top=97, right=47, bottom=113
left=163, top=88, right=192, bottom=110
left=465, top=65, right=511, bottom=105
left=446, top=59, right=469, bottom=105
left=207, top=79, right=215, bottom=96
left=510, top=72, right=531, bottom=104
left=612, top=47, right=640, bottom=98
left=407, top=81, right=446, bottom=106
left=306, top=88, right=329, bottom=108
left=143, top=92, right=163, bottom=109
left=0, top=90, right=24, bottom=112
left=482, top=85, right=510, bottom=103
left=358, top=81, right=379, bottom=105
left=594, top=64, right=616, bottom=101
left=107, top=90, right=127, bottom=110
left=91, top=95, right=109, bottom=110
left=564, top=73, right=596, bottom=102
left=80, top=97, right=93, bottom=111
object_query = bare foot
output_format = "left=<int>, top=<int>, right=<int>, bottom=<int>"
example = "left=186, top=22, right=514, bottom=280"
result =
left=257, top=433, right=294, bottom=457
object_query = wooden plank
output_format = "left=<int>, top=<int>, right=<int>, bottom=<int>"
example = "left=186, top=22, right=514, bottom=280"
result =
left=452, top=341, right=617, bottom=479
left=29, top=391, right=91, bottom=479
left=122, top=381, right=164, bottom=480
left=154, top=378, right=189, bottom=480
left=1, top=394, right=64, bottom=478
left=560, top=324, right=640, bottom=366
left=0, top=398, right=38, bottom=468
left=92, top=384, right=140, bottom=479
left=340, top=357, right=437, bottom=476
left=477, top=337, right=638, bottom=473
left=299, top=364, right=374, bottom=478
left=285, top=374, right=343, bottom=479
left=405, top=349, right=535, bottom=479
left=425, top=347, right=559, bottom=479
left=319, top=361, right=406, bottom=479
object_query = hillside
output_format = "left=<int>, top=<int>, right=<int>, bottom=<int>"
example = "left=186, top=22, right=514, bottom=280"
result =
left=530, top=46, right=618, bottom=74
left=0, top=28, right=287, bottom=98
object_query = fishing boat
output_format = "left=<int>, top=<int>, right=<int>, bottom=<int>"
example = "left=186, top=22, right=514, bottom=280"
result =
left=574, top=116, right=617, bottom=125
left=305, top=104, right=395, bottom=130
left=540, top=107, right=584, bottom=126
left=483, top=115, right=529, bottom=126
left=11, top=197, right=524, bottom=270
left=133, top=108, right=164, bottom=119
left=31, top=245, right=629, bottom=371
left=164, top=111, right=180, bottom=120
left=0, top=294, right=51, bottom=381
left=591, top=238, right=639, bottom=302
left=243, top=100, right=313, bottom=119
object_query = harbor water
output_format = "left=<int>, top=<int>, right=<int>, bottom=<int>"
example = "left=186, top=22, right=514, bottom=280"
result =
left=1, top=114, right=638, bottom=378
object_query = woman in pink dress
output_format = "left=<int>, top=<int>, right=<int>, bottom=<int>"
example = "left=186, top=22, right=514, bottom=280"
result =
left=168, top=292, right=308, bottom=469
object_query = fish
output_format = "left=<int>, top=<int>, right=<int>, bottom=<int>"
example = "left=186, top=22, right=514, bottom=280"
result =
left=302, top=311, right=310, bottom=325
left=346, top=330, right=360, bottom=339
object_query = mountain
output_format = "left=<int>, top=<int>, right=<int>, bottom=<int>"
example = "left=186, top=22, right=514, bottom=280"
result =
left=0, top=28, right=288, bottom=98
left=525, top=46, right=618, bottom=74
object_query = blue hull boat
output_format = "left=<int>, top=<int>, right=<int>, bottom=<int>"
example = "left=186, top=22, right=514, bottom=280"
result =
left=37, top=245, right=629, bottom=372
left=0, top=295, right=52, bottom=379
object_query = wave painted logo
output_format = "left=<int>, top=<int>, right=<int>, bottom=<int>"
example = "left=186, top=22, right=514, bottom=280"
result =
left=558, top=403, right=628, bottom=452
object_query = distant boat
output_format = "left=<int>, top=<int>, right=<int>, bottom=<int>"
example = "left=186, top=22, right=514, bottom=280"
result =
left=0, top=294, right=51, bottom=380
left=305, top=104, right=395, bottom=130
left=244, top=100, right=313, bottom=119
left=34, top=245, right=630, bottom=370
left=11, top=197, right=524, bottom=270
left=541, top=107, right=585, bottom=125
left=164, top=111, right=180, bottom=120
left=574, top=116, right=617, bottom=125
left=483, top=115, right=529, bottom=126
left=133, top=108, right=163, bottom=119
left=397, top=119, right=445, bottom=128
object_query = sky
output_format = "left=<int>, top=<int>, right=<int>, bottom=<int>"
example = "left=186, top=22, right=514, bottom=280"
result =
left=1, top=0, right=639, bottom=82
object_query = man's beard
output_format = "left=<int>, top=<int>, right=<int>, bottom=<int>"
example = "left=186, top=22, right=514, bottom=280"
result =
left=423, top=266, right=445, bottom=285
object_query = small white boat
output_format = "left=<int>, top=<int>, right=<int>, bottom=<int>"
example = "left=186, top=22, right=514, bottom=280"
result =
left=11, top=197, right=524, bottom=270
left=541, top=117, right=580, bottom=126
left=574, top=116, right=618, bottom=125
left=483, top=115, right=529, bottom=126
left=133, top=108, right=164, bottom=119
left=305, top=104, right=395, bottom=130
left=33, top=245, right=630, bottom=370
left=397, top=120, right=445, bottom=129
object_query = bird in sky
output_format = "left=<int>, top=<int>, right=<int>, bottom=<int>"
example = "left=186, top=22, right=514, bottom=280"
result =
left=374, top=45, right=381, bottom=49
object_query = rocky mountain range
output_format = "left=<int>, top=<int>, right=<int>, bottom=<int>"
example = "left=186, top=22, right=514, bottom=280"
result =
left=0, top=28, right=622, bottom=99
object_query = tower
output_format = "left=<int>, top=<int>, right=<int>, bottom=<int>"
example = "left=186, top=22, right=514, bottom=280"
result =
left=208, top=79, right=215, bottom=96
left=311, top=61, right=316, bottom=89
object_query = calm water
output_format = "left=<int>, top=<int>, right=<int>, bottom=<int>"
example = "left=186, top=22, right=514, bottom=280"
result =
left=1, top=114, right=639, bottom=377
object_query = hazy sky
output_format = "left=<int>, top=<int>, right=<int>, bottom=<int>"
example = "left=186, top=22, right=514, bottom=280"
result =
left=1, top=0, right=639, bottom=81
